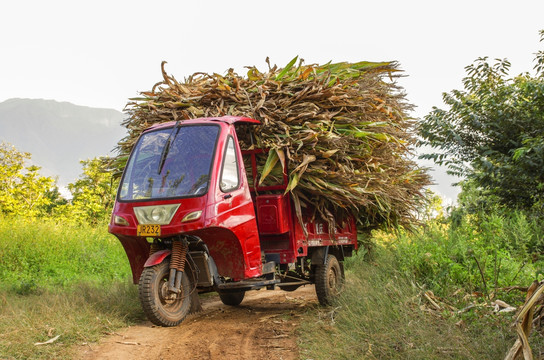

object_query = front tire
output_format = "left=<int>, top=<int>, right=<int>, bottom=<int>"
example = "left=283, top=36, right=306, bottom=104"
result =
left=138, top=261, right=192, bottom=327
left=315, top=254, right=344, bottom=306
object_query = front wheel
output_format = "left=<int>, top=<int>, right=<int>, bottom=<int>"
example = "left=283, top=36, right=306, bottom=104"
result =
left=138, top=261, right=192, bottom=327
left=315, top=254, right=344, bottom=306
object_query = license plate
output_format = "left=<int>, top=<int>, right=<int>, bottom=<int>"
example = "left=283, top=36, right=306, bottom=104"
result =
left=137, top=224, right=161, bottom=237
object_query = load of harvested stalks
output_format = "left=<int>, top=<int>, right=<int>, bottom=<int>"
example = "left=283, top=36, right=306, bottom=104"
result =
left=118, top=57, right=430, bottom=232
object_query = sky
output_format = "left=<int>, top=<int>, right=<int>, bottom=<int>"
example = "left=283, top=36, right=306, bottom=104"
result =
left=1, top=0, right=543, bottom=204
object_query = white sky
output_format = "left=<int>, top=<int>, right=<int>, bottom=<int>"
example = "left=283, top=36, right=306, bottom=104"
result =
left=1, top=0, right=543, bottom=203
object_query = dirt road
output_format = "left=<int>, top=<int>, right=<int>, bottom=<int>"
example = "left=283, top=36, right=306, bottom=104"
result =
left=78, top=285, right=317, bottom=360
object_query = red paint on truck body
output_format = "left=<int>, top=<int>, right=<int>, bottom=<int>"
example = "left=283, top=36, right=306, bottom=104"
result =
left=109, top=116, right=358, bottom=285
left=109, top=117, right=262, bottom=282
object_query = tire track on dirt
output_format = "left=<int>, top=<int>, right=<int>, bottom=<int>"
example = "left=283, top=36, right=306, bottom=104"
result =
left=78, top=285, right=317, bottom=360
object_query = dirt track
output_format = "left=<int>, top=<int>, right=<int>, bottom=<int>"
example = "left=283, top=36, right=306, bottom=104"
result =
left=78, top=285, right=317, bottom=360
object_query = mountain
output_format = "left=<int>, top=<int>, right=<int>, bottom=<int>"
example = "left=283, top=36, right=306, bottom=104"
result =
left=0, top=98, right=127, bottom=188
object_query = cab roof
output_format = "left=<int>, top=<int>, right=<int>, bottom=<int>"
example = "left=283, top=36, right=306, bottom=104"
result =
left=145, top=116, right=260, bottom=132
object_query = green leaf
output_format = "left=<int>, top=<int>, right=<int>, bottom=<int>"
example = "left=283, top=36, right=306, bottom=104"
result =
left=275, top=56, right=299, bottom=81
left=258, top=150, right=279, bottom=185
left=285, top=172, right=300, bottom=193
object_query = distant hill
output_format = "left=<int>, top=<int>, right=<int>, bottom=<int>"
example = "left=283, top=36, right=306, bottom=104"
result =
left=0, top=98, right=127, bottom=188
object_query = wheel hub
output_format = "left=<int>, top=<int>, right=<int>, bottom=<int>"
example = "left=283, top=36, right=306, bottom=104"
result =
left=160, top=280, right=178, bottom=303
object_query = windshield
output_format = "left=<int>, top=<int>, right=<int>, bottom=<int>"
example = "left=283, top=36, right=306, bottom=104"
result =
left=119, top=124, right=220, bottom=201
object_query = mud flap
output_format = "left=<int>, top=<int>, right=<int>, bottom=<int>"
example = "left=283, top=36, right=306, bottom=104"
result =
left=311, top=247, right=328, bottom=265
left=190, top=290, right=202, bottom=313
left=185, top=255, right=203, bottom=314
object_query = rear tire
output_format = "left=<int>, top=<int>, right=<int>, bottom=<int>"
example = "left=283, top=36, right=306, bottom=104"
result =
left=315, top=254, right=344, bottom=306
left=138, top=261, right=192, bottom=327
left=218, top=291, right=245, bottom=306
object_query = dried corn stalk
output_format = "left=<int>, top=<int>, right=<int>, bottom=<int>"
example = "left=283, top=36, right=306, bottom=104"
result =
left=505, top=280, right=544, bottom=360
left=117, top=57, right=430, bottom=232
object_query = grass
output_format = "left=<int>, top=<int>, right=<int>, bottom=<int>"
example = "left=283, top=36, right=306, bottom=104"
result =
left=299, top=250, right=520, bottom=359
left=0, top=217, right=143, bottom=359
left=0, top=281, right=142, bottom=359
left=0, top=217, right=131, bottom=292
left=299, top=210, right=544, bottom=359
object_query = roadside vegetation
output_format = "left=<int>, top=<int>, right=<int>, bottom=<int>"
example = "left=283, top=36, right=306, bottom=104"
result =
left=300, top=208, right=544, bottom=359
left=0, top=142, right=141, bottom=359
left=0, top=219, right=143, bottom=359
left=1, top=30, right=543, bottom=360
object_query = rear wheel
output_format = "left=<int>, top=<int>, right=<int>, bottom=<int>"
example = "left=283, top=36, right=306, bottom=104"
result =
left=315, top=254, right=344, bottom=306
left=218, top=291, right=245, bottom=306
left=138, top=261, right=192, bottom=327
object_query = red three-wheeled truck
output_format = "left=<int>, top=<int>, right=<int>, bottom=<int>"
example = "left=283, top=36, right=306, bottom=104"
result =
left=109, top=116, right=358, bottom=326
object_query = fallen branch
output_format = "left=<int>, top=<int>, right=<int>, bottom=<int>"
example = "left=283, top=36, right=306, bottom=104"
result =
left=500, top=286, right=530, bottom=294
left=457, top=304, right=477, bottom=315
left=116, top=341, right=140, bottom=346
left=424, top=291, right=442, bottom=311
left=34, top=335, right=60, bottom=346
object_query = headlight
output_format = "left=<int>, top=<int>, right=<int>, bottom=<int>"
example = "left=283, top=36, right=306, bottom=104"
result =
left=114, top=215, right=129, bottom=226
left=181, top=210, right=202, bottom=222
left=134, top=204, right=180, bottom=225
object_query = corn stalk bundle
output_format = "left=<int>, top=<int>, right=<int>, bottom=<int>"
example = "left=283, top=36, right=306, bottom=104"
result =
left=118, top=57, right=430, bottom=232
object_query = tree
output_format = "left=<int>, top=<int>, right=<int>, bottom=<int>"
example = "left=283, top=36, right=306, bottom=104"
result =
left=0, top=142, right=59, bottom=217
left=419, top=30, right=544, bottom=211
left=66, top=157, right=118, bottom=223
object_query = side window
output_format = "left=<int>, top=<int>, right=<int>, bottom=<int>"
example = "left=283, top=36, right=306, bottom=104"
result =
left=220, top=137, right=239, bottom=192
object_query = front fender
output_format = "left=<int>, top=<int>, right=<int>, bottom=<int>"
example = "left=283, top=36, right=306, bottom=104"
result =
left=144, top=249, right=171, bottom=267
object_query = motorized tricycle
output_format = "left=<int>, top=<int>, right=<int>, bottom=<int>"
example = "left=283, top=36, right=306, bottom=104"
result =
left=108, top=116, right=358, bottom=326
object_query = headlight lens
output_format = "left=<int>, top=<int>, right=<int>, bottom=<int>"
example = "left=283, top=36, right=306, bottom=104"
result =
left=151, top=207, right=166, bottom=222
left=134, top=204, right=180, bottom=225
left=114, top=215, right=129, bottom=226
left=181, top=210, right=202, bottom=222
